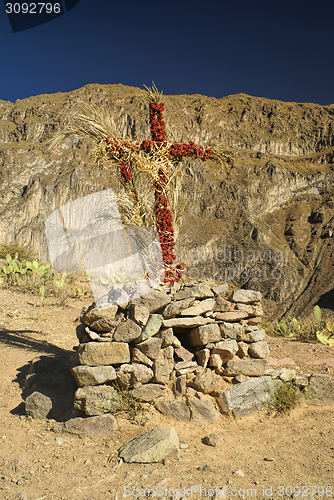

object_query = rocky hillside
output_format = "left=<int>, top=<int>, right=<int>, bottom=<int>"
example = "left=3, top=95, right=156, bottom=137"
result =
left=0, top=83, right=334, bottom=321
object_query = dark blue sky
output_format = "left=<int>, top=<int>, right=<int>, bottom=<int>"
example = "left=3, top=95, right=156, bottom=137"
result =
left=1, top=0, right=334, bottom=105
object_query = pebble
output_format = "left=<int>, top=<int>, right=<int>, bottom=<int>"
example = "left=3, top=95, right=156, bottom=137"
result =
left=179, top=444, right=189, bottom=449
left=204, top=433, right=222, bottom=447
left=55, top=437, right=68, bottom=445
left=43, top=441, right=52, bottom=445
left=233, top=469, right=245, bottom=477
left=264, top=457, right=275, bottom=461
left=197, top=464, right=214, bottom=472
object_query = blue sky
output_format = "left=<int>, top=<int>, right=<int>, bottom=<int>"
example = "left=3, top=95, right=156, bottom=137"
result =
left=1, top=0, right=334, bottom=104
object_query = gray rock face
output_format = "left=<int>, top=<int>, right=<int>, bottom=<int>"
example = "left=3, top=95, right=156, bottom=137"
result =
left=232, top=290, right=262, bottom=304
left=173, top=284, right=214, bottom=301
left=131, top=383, right=168, bottom=402
left=131, top=290, right=171, bottom=313
left=307, top=374, right=334, bottom=405
left=136, top=337, right=163, bottom=360
left=224, top=359, right=269, bottom=376
left=180, top=298, right=216, bottom=316
left=248, top=341, right=269, bottom=359
left=155, top=399, right=219, bottom=422
left=118, top=425, right=179, bottom=463
left=162, top=316, right=214, bottom=329
left=163, top=297, right=196, bottom=319
left=187, top=323, right=221, bottom=347
left=64, top=414, right=116, bottom=439
left=113, top=319, right=142, bottom=343
left=141, top=314, right=163, bottom=341
left=116, top=364, right=153, bottom=388
left=78, top=342, right=130, bottom=366
left=217, top=376, right=277, bottom=418
left=243, top=329, right=266, bottom=342
left=72, top=365, right=117, bottom=387
left=25, top=391, right=52, bottom=419
left=74, top=385, right=123, bottom=416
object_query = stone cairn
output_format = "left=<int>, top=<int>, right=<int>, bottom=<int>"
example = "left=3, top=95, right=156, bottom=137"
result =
left=71, top=279, right=291, bottom=420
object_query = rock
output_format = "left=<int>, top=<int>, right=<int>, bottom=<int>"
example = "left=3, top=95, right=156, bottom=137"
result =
left=214, top=297, right=231, bottom=312
left=236, top=303, right=263, bottom=317
left=85, top=326, right=113, bottom=342
left=172, top=335, right=182, bottom=347
left=293, top=374, right=309, bottom=388
left=232, top=290, right=262, bottom=304
left=163, top=297, right=196, bottom=319
left=155, top=399, right=219, bottom=422
left=208, top=353, right=223, bottom=370
left=64, top=414, right=116, bottom=439
left=78, top=342, right=130, bottom=366
left=25, top=392, right=52, bottom=419
left=132, top=383, right=168, bottom=402
left=180, top=298, right=216, bottom=316
left=74, top=385, right=123, bottom=416
left=175, top=361, right=198, bottom=376
left=129, top=305, right=150, bottom=327
left=89, top=317, right=118, bottom=333
left=307, top=374, right=334, bottom=405
left=248, top=341, right=269, bottom=359
left=71, top=365, right=116, bottom=387
left=247, top=317, right=262, bottom=325
left=136, top=337, right=163, bottom=360
left=233, top=374, right=249, bottom=383
left=162, top=316, right=214, bottom=329
left=212, top=339, right=238, bottom=360
left=187, top=323, right=221, bottom=347
left=271, top=368, right=296, bottom=382
left=220, top=322, right=245, bottom=340
left=215, top=311, right=249, bottom=322
left=236, top=341, right=248, bottom=358
left=158, top=327, right=174, bottom=347
left=113, top=319, right=142, bottom=343
left=141, top=314, right=163, bottom=341
left=131, top=348, right=153, bottom=367
left=191, top=368, right=227, bottom=394
left=174, top=346, right=194, bottom=362
left=117, top=364, right=153, bottom=388
left=130, top=289, right=171, bottom=314
left=196, top=348, right=210, bottom=367
left=217, top=376, right=278, bottom=419
left=173, top=284, right=214, bottom=300
left=211, top=284, right=229, bottom=296
left=174, top=376, right=187, bottom=396
left=224, top=359, right=269, bottom=376
left=81, top=304, right=118, bottom=325
left=243, top=329, right=266, bottom=342
left=153, top=347, right=174, bottom=384
left=118, top=425, right=179, bottom=463
left=204, top=433, right=222, bottom=447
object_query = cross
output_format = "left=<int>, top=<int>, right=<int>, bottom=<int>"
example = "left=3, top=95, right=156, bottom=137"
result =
left=99, top=84, right=213, bottom=283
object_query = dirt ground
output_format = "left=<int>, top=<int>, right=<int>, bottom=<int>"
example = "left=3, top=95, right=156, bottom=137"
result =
left=1, top=287, right=334, bottom=500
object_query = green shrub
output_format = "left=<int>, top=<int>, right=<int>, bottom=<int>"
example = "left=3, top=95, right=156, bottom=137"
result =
left=267, top=381, right=299, bottom=415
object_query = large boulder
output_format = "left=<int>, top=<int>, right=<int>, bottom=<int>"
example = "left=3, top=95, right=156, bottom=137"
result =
left=118, top=426, right=179, bottom=463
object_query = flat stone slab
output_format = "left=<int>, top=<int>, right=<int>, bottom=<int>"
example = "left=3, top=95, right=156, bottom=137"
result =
left=224, top=359, right=269, bottom=376
left=215, top=311, right=249, bottom=322
left=217, top=376, right=278, bottom=419
left=307, top=374, right=334, bottom=405
left=173, top=284, right=214, bottom=301
left=131, top=290, right=171, bottom=313
left=155, top=398, right=220, bottom=422
left=118, top=425, right=179, bottom=463
left=131, top=384, right=168, bottom=402
left=64, top=414, right=116, bottom=439
left=163, top=297, right=196, bottom=319
left=141, top=314, right=163, bottom=341
left=180, top=298, right=216, bottom=317
left=231, top=290, right=262, bottom=304
left=212, top=284, right=229, bottom=296
left=162, top=317, right=214, bottom=329
left=74, top=385, right=123, bottom=416
left=72, top=365, right=117, bottom=387
left=81, top=305, right=118, bottom=325
left=78, top=342, right=130, bottom=366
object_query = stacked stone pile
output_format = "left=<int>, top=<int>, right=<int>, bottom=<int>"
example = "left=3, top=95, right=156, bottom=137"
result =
left=71, top=280, right=282, bottom=419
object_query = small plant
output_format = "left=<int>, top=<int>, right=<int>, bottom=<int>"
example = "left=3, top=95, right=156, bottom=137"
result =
left=314, top=305, right=334, bottom=346
left=272, top=318, right=302, bottom=338
left=267, top=381, right=299, bottom=415
left=39, top=284, right=47, bottom=306
left=111, top=382, right=148, bottom=419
